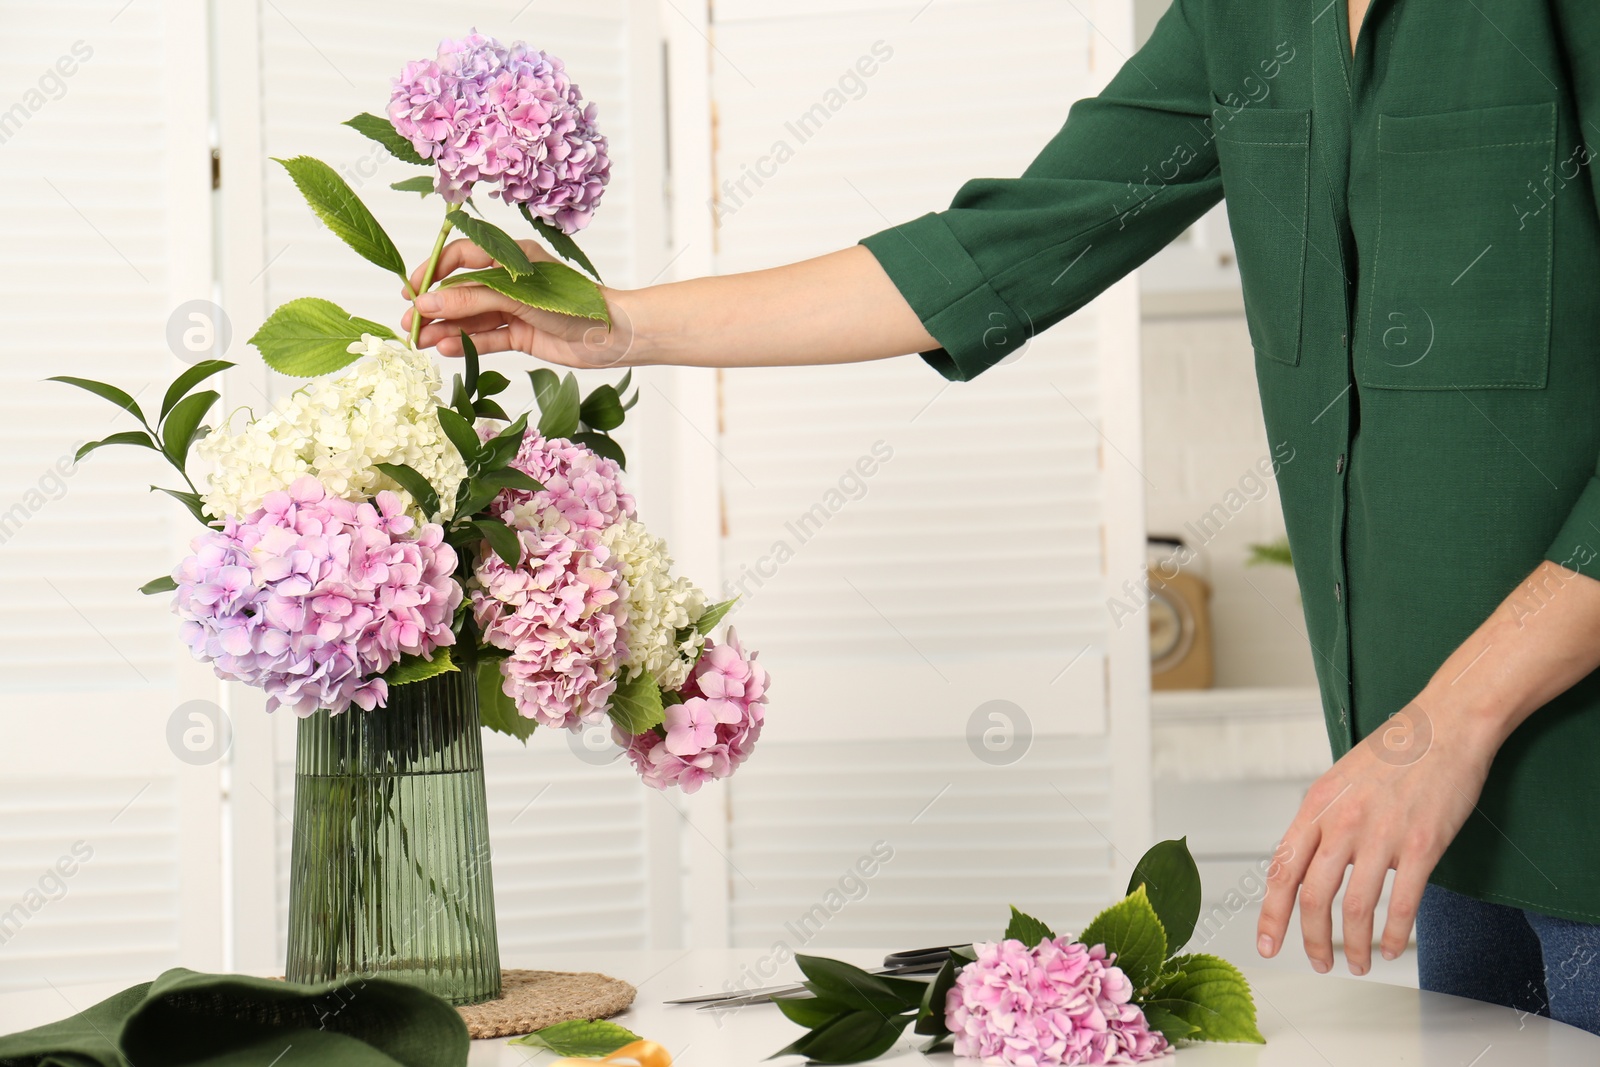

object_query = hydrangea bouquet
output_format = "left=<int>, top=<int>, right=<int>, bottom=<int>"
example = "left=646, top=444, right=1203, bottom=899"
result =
left=52, top=31, right=765, bottom=794
left=773, top=840, right=1264, bottom=1066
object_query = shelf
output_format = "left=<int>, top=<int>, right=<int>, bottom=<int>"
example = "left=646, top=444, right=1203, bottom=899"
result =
left=1151, top=686, right=1323, bottom=723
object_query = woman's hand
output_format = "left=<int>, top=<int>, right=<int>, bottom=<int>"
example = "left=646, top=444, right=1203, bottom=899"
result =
left=1256, top=559, right=1600, bottom=976
left=400, top=238, right=638, bottom=367
left=1256, top=701, right=1494, bottom=976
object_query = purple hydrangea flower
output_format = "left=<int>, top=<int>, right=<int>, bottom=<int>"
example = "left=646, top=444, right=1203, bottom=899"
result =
left=946, top=938, right=1172, bottom=1066
left=616, top=629, right=768, bottom=793
left=172, top=475, right=461, bottom=716
left=388, top=31, right=611, bottom=232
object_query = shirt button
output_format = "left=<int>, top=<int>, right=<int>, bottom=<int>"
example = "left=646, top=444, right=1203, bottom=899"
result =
left=1339, top=704, right=1348, bottom=726
left=1336, top=453, right=1345, bottom=474
left=1340, top=332, right=1347, bottom=346
left=1335, top=582, right=1342, bottom=602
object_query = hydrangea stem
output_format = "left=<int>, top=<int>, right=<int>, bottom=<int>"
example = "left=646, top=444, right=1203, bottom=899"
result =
left=409, top=203, right=457, bottom=349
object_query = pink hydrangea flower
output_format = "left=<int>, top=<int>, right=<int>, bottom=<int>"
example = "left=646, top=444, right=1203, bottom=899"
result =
left=615, top=629, right=768, bottom=793
left=946, top=938, right=1171, bottom=1066
left=388, top=31, right=611, bottom=231
left=487, top=426, right=636, bottom=533
left=470, top=523, right=626, bottom=731
left=172, top=475, right=461, bottom=716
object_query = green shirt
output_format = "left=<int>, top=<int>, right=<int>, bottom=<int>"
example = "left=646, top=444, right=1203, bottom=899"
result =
left=861, top=0, right=1600, bottom=923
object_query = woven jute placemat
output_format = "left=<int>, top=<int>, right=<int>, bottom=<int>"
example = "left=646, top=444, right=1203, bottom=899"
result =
left=459, top=968, right=638, bottom=1040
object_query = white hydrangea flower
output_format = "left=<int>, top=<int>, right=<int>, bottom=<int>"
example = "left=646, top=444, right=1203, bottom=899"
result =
left=196, top=334, right=468, bottom=522
left=604, top=518, right=708, bottom=691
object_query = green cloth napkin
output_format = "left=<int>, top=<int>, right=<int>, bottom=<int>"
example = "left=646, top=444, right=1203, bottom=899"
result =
left=0, top=969, right=468, bottom=1067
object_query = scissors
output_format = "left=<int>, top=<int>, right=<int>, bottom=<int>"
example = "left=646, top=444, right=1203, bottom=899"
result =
left=665, top=945, right=967, bottom=1009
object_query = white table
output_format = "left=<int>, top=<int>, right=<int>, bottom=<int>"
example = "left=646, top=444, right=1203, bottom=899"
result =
left=4, top=950, right=1596, bottom=1065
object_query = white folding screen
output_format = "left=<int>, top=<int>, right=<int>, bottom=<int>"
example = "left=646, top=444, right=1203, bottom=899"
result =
left=0, top=0, right=1149, bottom=992
left=0, top=0, right=223, bottom=992
left=704, top=0, right=1151, bottom=948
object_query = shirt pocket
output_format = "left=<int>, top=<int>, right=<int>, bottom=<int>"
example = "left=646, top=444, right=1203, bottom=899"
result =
left=1211, top=100, right=1312, bottom=367
left=1360, top=102, right=1556, bottom=390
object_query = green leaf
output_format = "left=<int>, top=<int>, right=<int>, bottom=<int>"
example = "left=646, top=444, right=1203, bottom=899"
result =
left=695, top=597, right=739, bottom=635
left=476, top=468, right=545, bottom=494
left=159, top=360, right=233, bottom=422
left=390, top=175, right=436, bottom=196
left=477, top=657, right=536, bottom=742
left=508, top=1019, right=641, bottom=1056
left=607, top=671, right=665, bottom=735
left=475, top=398, right=510, bottom=422
left=273, top=156, right=407, bottom=280
left=774, top=994, right=855, bottom=1030
left=533, top=371, right=582, bottom=440
left=579, top=383, right=625, bottom=431
left=139, top=575, right=178, bottom=596
left=152, top=486, right=212, bottom=528
left=76, top=430, right=158, bottom=462
left=1078, top=884, right=1168, bottom=992
left=1137, top=1003, right=1199, bottom=1044
left=528, top=367, right=559, bottom=404
left=453, top=478, right=501, bottom=521
left=342, top=112, right=430, bottom=166
left=435, top=406, right=483, bottom=467
left=480, top=412, right=530, bottom=472
left=447, top=210, right=543, bottom=280
left=383, top=648, right=457, bottom=686
left=372, top=461, right=440, bottom=519
left=1003, top=905, right=1057, bottom=947
left=520, top=204, right=603, bottom=281
left=438, top=264, right=610, bottom=324
left=769, top=1009, right=913, bottom=1065
left=571, top=430, right=626, bottom=469
left=250, top=297, right=396, bottom=377
left=1127, top=837, right=1203, bottom=954
left=48, top=376, right=145, bottom=424
left=1141, top=954, right=1264, bottom=1044
left=913, top=953, right=964, bottom=1037
left=476, top=370, right=510, bottom=398
left=160, top=390, right=219, bottom=466
left=473, top=518, right=523, bottom=568
left=614, top=368, right=632, bottom=395
left=460, top=331, right=480, bottom=396
left=795, top=956, right=927, bottom=1016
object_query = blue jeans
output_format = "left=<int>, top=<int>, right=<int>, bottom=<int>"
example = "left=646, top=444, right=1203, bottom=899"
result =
left=1417, top=882, right=1600, bottom=1035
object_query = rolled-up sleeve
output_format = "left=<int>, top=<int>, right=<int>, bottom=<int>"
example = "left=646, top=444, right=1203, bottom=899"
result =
left=860, top=0, right=1223, bottom=381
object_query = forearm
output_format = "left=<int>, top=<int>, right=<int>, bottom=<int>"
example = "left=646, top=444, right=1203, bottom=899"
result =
left=1417, top=559, right=1600, bottom=747
left=617, top=245, right=938, bottom=369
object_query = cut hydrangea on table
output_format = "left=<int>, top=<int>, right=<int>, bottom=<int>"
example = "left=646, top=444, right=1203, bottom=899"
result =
left=770, top=839, right=1264, bottom=1065
left=49, top=30, right=762, bottom=792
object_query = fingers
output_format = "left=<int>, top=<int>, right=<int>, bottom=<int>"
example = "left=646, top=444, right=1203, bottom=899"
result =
left=418, top=311, right=509, bottom=352
left=404, top=284, right=528, bottom=338
left=405, top=239, right=494, bottom=296
left=1379, top=857, right=1433, bottom=962
left=1339, top=856, right=1392, bottom=975
left=1257, top=824, right=1317, bottom=959
left=451, top=327, right=522, bottom=357
left=1297, top=847, right=1350, bottom=974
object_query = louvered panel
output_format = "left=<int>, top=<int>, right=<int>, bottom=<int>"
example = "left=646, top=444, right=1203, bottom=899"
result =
left=0, top=1, right=180, bottom=690
left=0, top=776, right=180, bottom=991
left=727, top=738, right=1116, bottom=948
left=0, top=0, right=217, bottom=991
left=710, top=1, right=1113, bottom=745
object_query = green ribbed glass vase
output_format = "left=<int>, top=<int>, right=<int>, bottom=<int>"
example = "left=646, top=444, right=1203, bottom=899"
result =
left=284, top=668, right=502, bottom=1005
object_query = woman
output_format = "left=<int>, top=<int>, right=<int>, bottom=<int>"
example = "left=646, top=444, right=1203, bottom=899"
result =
left=404, top=0, right=1600, bottom=1034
